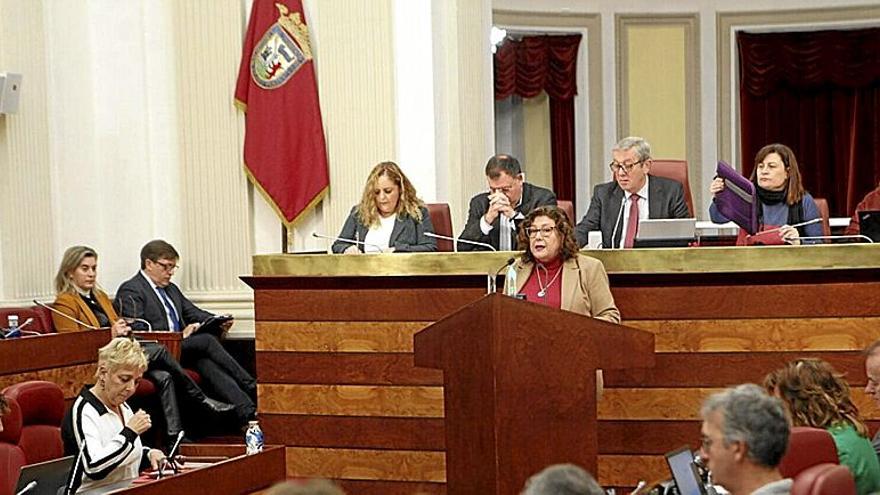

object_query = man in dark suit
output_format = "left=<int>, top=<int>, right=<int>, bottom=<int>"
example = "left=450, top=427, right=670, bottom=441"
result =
left=575, top=137, right=689, bottom=248
left=115, top=240, right=256, bottom=426
left=459, top=154, right=557, bottom=251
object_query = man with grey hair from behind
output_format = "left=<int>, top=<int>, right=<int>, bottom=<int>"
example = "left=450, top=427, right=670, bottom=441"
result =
left=700, top=384, right=791, bottom=495
left=520, top=463, right=605, bottom=495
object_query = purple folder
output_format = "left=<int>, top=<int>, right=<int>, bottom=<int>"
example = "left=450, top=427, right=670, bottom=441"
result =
left=715, top=161, right=758, bottom=235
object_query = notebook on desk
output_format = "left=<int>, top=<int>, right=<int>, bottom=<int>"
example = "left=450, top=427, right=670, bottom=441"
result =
left=634, top=218, right=696, bottom=248
left=666, top=446, right=707, bottom=495
left=858, top=210, right=880, bottom=242
left=16, top=455, right=74, bottom=495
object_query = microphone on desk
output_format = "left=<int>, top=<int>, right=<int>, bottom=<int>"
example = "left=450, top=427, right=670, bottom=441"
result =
left=64, top=438, right=88, bottom=495
left=119, top=295, right=154, bottom=332
left=609, top=197, right=627, bottom=249
left=33, top=300, right=103, bottom=330
left=425, top=232, right=498, bottom=252
left=161, top=431, right=185, bottom=477
left=487, top=257, right=516, bottom=293
left=312, top=232, right=384, bottom=253
left=15, top=481, right=36, bottom=495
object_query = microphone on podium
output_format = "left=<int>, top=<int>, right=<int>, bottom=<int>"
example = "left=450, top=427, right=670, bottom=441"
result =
left=33, top=300, right=103, bottom=330
left=488, top=257, right=516, bottom=293
left=425, top=232, right=497, bottom=252
left=312, top=232, right=384, bottom=253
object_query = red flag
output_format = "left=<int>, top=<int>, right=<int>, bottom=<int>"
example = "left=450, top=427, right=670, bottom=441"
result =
left=235, top=0, right=329, bottom=226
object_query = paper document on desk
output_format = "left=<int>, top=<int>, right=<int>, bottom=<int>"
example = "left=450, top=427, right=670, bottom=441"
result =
left=715, top=161, right=758, bottom=235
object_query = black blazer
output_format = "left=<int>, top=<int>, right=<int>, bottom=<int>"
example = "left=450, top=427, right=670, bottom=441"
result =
left=458, top=182, right=557, bottom=251
left=114, top=272, right=212, bottom=331
left=331, top=205, right=437, bottom=253
left=574, top=175, right=690, bottom=248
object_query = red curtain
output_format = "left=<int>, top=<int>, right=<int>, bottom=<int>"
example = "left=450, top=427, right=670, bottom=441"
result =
left=738, top=28, right=880, bottom=216
left=495, top=35, right=581, bottom=203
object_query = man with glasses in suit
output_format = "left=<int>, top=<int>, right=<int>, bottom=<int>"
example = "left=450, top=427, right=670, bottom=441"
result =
left=574, top=136, right=689, bottom=249
left=115, top=239, right=256, bottom=428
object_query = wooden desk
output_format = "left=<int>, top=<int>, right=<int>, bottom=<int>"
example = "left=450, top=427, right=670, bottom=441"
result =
left=246, top=245, right=880, bottom=493
left=133, top=332, right=182, bottom=361
left=82, top=445, right=285, bottom=494
left=0, top=330, right=108, bottom=401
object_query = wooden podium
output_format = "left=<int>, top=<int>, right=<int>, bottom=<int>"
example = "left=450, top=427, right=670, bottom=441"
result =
left=414, top=294, right=655, bottom=494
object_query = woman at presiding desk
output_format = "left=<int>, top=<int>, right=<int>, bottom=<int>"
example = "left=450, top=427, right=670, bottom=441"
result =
left=51, top=245, right=234, bottom=446
left=332, top=161, right=437, bottom=254
left=709, top=143, right=823, bottom=244
left=62, top=338, right=168, bottom=493
left=507, top=206, right=620, bottom=323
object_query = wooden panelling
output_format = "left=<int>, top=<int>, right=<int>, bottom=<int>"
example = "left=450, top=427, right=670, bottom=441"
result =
left=628, top=318, right=880, bottom=353
left=248, top=250, right=880, bottom=493
left=261, top=414, right=445, bottom=450
left=286, top=447, right=669, bottom=489
left=258, top=352, right=443, bottom=385
left=598, top=421, right=701, bottom=455
left=259, top=384, right=444, bottom=417
left=599, top=388, right=879, bottom=421
left=0, top=363, right=95, bottom=399
left=285, top=447, right=446, bottom=482
left=604, top=351, right=864, bottom=387
left=334, top=479, right=445, bottom=495
left=256, top=322, right=431, bottom=353
left=598, top=455, right=668, bottom=488
left=614, top=282, right=880, bottom=319
left=0, top=330, right=107, bottom=373
left=255, top=288, right=485, bottom=321
left=599, top=388, right=717, bottom=420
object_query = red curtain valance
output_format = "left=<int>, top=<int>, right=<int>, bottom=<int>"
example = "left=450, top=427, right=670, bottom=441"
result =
left=738, top=27, right=880, bottom=97
left=494, top=34, right=582, bottom=100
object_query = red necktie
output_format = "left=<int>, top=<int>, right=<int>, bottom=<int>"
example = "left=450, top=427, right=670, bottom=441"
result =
left=623, top=194, right=640, bottom=248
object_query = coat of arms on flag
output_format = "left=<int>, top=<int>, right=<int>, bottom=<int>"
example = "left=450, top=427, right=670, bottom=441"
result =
left=251, top=4, right=311, bottom=89
left=235, top=0, right=329, bottom=227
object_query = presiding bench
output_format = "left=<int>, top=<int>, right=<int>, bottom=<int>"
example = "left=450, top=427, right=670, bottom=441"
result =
left=247, top=244, right=880, bottom=493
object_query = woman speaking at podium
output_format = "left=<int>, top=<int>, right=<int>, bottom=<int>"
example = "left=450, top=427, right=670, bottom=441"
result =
left=62, top=338, right=166, bottom=493
left=507, top=206, right=620, bottom=323
left=332, top=161, right=437, bottom=254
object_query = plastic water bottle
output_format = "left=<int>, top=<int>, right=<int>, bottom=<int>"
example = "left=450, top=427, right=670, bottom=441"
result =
left=504, top=263, right=518, bottom=297
left=245, top=420, right=264, bottom=455
left=6, top=315, right=19, bottom=337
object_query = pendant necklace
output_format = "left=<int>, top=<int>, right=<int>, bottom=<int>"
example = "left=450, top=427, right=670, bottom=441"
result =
left=536, top=263, right=562, bottom=297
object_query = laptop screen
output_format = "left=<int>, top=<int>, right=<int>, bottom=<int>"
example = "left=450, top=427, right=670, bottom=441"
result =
left=16, top=455, right=74, bottom=495
left=665, top=447, right=705, bottom=495
left=858, top=210, right=880, bottom=242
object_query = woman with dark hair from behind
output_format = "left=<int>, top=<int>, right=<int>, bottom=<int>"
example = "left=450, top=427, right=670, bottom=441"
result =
left=709, top=143, right=823, bottom=244
left=332, top=161, right=436, bottom=253
left=765, top=358, right=880, bottom=494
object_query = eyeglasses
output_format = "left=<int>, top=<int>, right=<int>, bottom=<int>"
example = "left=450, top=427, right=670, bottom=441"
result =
left=152, top=260, right=180, bottom=273
left=700, top=434, right=713, bottom=451
left=526, top=226, right=557, bottom=238
left=609, top=159, right=646, bottom=174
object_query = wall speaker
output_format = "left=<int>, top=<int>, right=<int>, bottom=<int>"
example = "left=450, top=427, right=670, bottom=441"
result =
left=0, top=73, right=23, bottom=114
